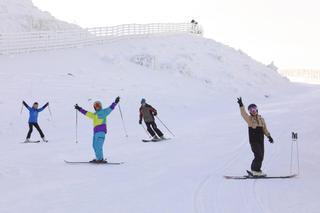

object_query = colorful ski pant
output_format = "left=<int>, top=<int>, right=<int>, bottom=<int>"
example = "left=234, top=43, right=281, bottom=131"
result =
left=93, top=132, right=106, bottom=160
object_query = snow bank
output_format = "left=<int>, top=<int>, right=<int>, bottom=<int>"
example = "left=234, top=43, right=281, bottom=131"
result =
left=98, top=35, right=290, bottom=97
left=0, top=0, right=79, bottom=32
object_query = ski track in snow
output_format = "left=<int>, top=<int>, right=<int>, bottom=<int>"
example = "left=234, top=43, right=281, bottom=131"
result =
left=193, top=137, right=248, bottom=213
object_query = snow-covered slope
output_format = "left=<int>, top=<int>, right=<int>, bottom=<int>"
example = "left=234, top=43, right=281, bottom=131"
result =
left=0, top=34, right=319, bottom=213
left=0, top=0, right=79, bottom=32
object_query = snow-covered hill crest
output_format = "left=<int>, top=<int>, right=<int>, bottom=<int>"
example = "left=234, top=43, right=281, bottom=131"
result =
left=0, top=0, right=79, bottom=32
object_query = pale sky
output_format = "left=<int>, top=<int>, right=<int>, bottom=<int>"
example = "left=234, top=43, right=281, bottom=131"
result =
left=32, top=0, right=320, bottom=69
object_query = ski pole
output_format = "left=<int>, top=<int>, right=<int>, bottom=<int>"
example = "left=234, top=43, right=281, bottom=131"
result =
left=290, top=132, right=294, bottom=174
left=141, top=123, right=151, bottom=138
left=290, top=132, right=300, bottom=175
left=20, top=103, right=23, bottom=115
left=296, top=133, right=300, bottom=176
left=118, top=103, right=128, bottom=137
left=290, top=132, right=294, bottom=175
left=75, top=109, right=78, bottom=143
left=48, top=105, right=53, bottom=118
left=155, top=115, right=175, bottom=137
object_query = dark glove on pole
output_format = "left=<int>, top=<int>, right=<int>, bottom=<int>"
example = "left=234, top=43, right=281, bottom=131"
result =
left=268, top=136, right=274, bottom=143
left=237, top=97, right=243, bottom=107
left=74, top=104, right=81, bottom=110
left=115, top=96, right=120, bottom=104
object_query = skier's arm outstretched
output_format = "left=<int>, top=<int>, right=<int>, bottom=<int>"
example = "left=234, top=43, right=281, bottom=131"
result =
left=75, top=104, right=95, bottom=119
left=237, top=97, right=251, bottom=124
left=22, top=101, right=31, bottom=110
left=37, top=102, right=49, bottom=112
left=103, top=97, right=120, bottom=116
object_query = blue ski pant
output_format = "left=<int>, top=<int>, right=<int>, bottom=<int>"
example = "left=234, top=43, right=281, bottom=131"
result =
left=93, top=132, right=106, bottom=160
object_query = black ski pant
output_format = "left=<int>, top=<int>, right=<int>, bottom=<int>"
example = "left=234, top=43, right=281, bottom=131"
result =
left=27, top=122, right=45, bottom=139
left=248, top=127, right=264, bottom=172
left=145, top=121, right=163, bottom=137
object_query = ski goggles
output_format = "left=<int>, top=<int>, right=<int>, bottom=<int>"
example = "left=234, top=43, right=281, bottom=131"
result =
left=248, top=106, right=258, bottom=114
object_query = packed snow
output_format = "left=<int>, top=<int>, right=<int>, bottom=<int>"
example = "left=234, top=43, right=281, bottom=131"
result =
left=0, top=0, right=78, bottom=32
left=0, top=34, right=319, bottom=213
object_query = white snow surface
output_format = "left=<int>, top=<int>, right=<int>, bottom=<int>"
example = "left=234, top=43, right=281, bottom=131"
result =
left=0, top=0, right=78, bottom=32
left=0, top=34, right=319, bottom=213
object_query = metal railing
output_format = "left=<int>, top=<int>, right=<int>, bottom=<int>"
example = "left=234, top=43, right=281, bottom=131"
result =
left=0, top=23, right=202, bottom=55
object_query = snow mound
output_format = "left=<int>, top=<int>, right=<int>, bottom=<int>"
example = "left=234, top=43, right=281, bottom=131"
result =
left=0, top=0, right=79, bottom=32
left=98, top=35, right=289, bottom=97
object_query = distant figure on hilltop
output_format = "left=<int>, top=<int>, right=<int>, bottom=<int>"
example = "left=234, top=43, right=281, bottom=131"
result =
left=22, top=101, right=49, bottom=143
left=237, top=97, right=274, bottom=177
left=191, top=19, right=198, bottom=25
left=190, top=19, right=202, bottom=34
left=139, top=98, right=165, bottom=141
left=75, top=97, right=120, bottom=163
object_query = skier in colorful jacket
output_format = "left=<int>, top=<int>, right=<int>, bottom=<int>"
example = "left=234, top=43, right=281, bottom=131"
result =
left=22, top=101, right=49, bottom=142
left=139, top=98, right=164, bottom=140
left=75, top=97, right=120, bottom=163
left=237, top=97, right=274, bottom=177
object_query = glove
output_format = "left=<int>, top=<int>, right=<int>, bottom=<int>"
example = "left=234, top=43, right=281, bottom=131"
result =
left=268, top=136, right=274, bottom=143
left=74, top=104, right=81, bottom=110
left=139, top=120, right=142, bottom=125
left=115, top=96, right=120, bottom=104
left=237, top=97, right=243, bottom=107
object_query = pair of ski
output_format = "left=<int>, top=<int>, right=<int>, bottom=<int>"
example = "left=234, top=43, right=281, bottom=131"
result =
left=22, top=140, right=48, bottom=143
left=224, top=170, right=297, bottom=180
left=64, top=160, right=124, bottom=165
left=142, top=138, right=171, bottom=143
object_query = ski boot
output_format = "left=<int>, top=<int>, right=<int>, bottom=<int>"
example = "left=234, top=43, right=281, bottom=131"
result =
left=151, top=135, right=160, bottom=142
left=97, top=159, right=108, bottom=164
left=89, top=159, right=97, bottom=163
left=249, top=170, right=267, bottom=177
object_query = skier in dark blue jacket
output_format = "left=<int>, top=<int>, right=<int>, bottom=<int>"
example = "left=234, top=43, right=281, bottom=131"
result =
left=22, top=101, right=49, bottom=142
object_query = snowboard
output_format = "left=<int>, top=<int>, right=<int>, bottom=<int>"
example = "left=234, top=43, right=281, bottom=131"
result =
left=224, top=170, right=297, bottom=180
left=142, top=138, right=171, bottom=143
left=64, top=160, right=123, bottom=165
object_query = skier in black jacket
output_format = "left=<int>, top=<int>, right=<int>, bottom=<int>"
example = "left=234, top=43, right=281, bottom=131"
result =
left=237, top=97, right=274, bottom=176
left=139, top=98, right=164, bottom=141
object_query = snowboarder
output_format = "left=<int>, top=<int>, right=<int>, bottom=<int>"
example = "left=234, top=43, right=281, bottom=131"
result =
left=22, top=101, right=49, bottom=142
left=139, top=98, right=165, bottom=141
left=237, top=97, right=274, bottom=176
left=74, top=97, right=120, bottom=163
